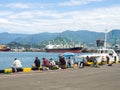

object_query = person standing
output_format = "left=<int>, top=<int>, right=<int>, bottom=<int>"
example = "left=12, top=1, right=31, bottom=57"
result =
left=67, top=57, right=74, bottom=68
left=106, top=55, right=110, bottom=64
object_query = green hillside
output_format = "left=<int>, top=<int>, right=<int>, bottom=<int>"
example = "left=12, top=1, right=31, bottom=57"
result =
left=0, top=29, right=120, bottom=48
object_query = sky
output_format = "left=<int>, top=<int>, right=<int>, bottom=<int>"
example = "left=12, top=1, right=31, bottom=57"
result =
left=0, top=0, right=120, bottom=34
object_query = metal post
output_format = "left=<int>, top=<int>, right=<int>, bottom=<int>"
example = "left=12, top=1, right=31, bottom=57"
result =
left=104, top=29, right=107, bottom=49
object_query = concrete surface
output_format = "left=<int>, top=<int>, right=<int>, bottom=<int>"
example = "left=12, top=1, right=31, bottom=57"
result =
left=0, top=64, right=120, bottom=90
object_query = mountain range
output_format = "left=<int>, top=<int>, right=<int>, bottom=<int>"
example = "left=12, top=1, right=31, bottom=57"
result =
left=0, top=29, right=120, bottom=45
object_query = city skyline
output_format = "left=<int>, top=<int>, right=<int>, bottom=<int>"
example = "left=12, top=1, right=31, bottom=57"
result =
left=0, top=0, right=120, bottom=34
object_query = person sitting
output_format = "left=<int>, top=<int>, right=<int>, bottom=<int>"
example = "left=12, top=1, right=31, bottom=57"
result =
left=42, top=57, right=50, bottom=67
left=93, top=57, right=99, bottom=67
left=79, top=58, right=85, bottom=68
left=59, top=55, right=66, bottom=69
left=12, top=58, right=22, bottom=73
left=32, top=57, right=40, bottom=68
left=49, top=58, right=56, bottom=70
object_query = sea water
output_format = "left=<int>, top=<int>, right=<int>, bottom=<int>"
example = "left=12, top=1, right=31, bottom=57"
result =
left=0, top=52, right=82, bottom=70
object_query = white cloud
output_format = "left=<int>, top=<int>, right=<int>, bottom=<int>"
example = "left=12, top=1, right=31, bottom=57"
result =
left=0, top=3, right=47, bottom=10
left=5, top=3, right=29, bottom=9
left=0, top=18, right=9, bottom=23
left=0, top=4, right=120, bottom=33
left=7, top=10, right=67, bottom=20
left=0, top=11, right=12, bottom=16
left=59, top=0, right=104, bottom=6
left=73, top=6, right=120, bottom=32
left=7, top=11, right=34, bottom=19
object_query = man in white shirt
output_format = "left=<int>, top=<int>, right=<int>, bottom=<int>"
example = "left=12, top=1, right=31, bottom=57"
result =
left=12, top=58, right=22, bottom=73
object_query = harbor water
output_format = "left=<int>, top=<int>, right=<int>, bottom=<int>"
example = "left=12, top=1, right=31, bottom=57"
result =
left=0, top=52, right=82, bottom=70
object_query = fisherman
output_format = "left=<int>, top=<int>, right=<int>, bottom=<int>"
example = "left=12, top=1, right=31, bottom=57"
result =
left=93, top=57, right=99, bottom=68
left=86, top=56, right=90, bottom=62
left=67, top=57, right=74, bottom=68
left=59, top=55, right=66, bottom=69
left=49, top=58, right=56, bottom=69
left=106, top=55, right=110, bottom=64
left=79, top=57, right=85, bottom=68
left=42, top=57, right=50, bottom=67
left=12, top=58, right=22, bottom=73
left=33, top=57, right=40, bottom=68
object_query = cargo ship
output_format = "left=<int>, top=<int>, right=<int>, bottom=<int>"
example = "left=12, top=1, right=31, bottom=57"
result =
left=45, top=44, right=89, bottom=53
left=0, top=45, right=11, bottom=51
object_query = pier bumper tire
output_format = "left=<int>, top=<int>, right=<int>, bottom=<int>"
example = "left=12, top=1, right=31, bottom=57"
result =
left=23, top=68, right=31, bottom=72
left=87, top=62, right=93, bottom=66
left=5, top=68, right=12, bottom=74
left=115, top=61, right=119, bottom=64
left=12, top=67, right=23, bottom=73
left=0, top=70, right=4, bottom=73
left=108, top=64, right=112, bottom=66
left=32, top=66, right=42, bottom=70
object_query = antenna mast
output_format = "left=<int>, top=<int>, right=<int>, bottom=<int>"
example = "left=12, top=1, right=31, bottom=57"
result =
left=104, top=29, right=107, bottom=49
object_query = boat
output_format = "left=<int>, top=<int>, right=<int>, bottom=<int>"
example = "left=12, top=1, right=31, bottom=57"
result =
left=45, top=44, right=83, bottom=53
left=0, top=45, right=11, bottom=51
left=78, top=29, right=119, bottom=65
left=79, top=48, right=119, bottom=65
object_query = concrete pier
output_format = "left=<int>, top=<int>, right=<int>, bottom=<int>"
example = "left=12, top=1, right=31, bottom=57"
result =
left=0, top=64, right=120, bottom=90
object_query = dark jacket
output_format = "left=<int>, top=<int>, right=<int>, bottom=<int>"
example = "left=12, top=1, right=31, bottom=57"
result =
left=59, top=56, right=66, bottom=65
left=34, top=58, right=40, bottom=67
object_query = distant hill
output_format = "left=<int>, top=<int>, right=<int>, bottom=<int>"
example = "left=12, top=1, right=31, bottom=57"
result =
left=0, top=32, right=28, bottom=44
left=108, top=29, right=120, bottom=44
left=59, top=30, right=104, bottom=43
left=0, top=29, right=120, bottom=45
left=15, top=32, right=59, bottom=44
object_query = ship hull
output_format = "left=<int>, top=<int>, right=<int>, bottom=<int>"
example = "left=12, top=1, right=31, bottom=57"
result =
left=0, top=48, right=11, bottom=51
left=45, top=47, right=82, bottom=53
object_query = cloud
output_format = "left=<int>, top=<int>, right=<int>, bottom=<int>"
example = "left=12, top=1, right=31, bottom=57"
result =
left=0, top=0, right=104, bottom=9
left=59, top=0, right=104, bottom=6
left=0, top=3, right=45, bottom=9
left=0, top=11, right=12, bottom=16
left=0, top=18, right=9, bottom=23
left=5, top=3, right=29, bottom=9
left=7, top=10, right=67, bottom=20
left=0, top=2, right=120, bottom=33
left=7, top=11, right=34, bottom=19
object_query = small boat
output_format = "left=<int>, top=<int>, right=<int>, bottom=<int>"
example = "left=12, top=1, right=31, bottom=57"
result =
left=78, top=29, right=119, bottom=65
left=0, top=45, right=11, bottom=51
left=79, top=48, right=119, bottom=65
